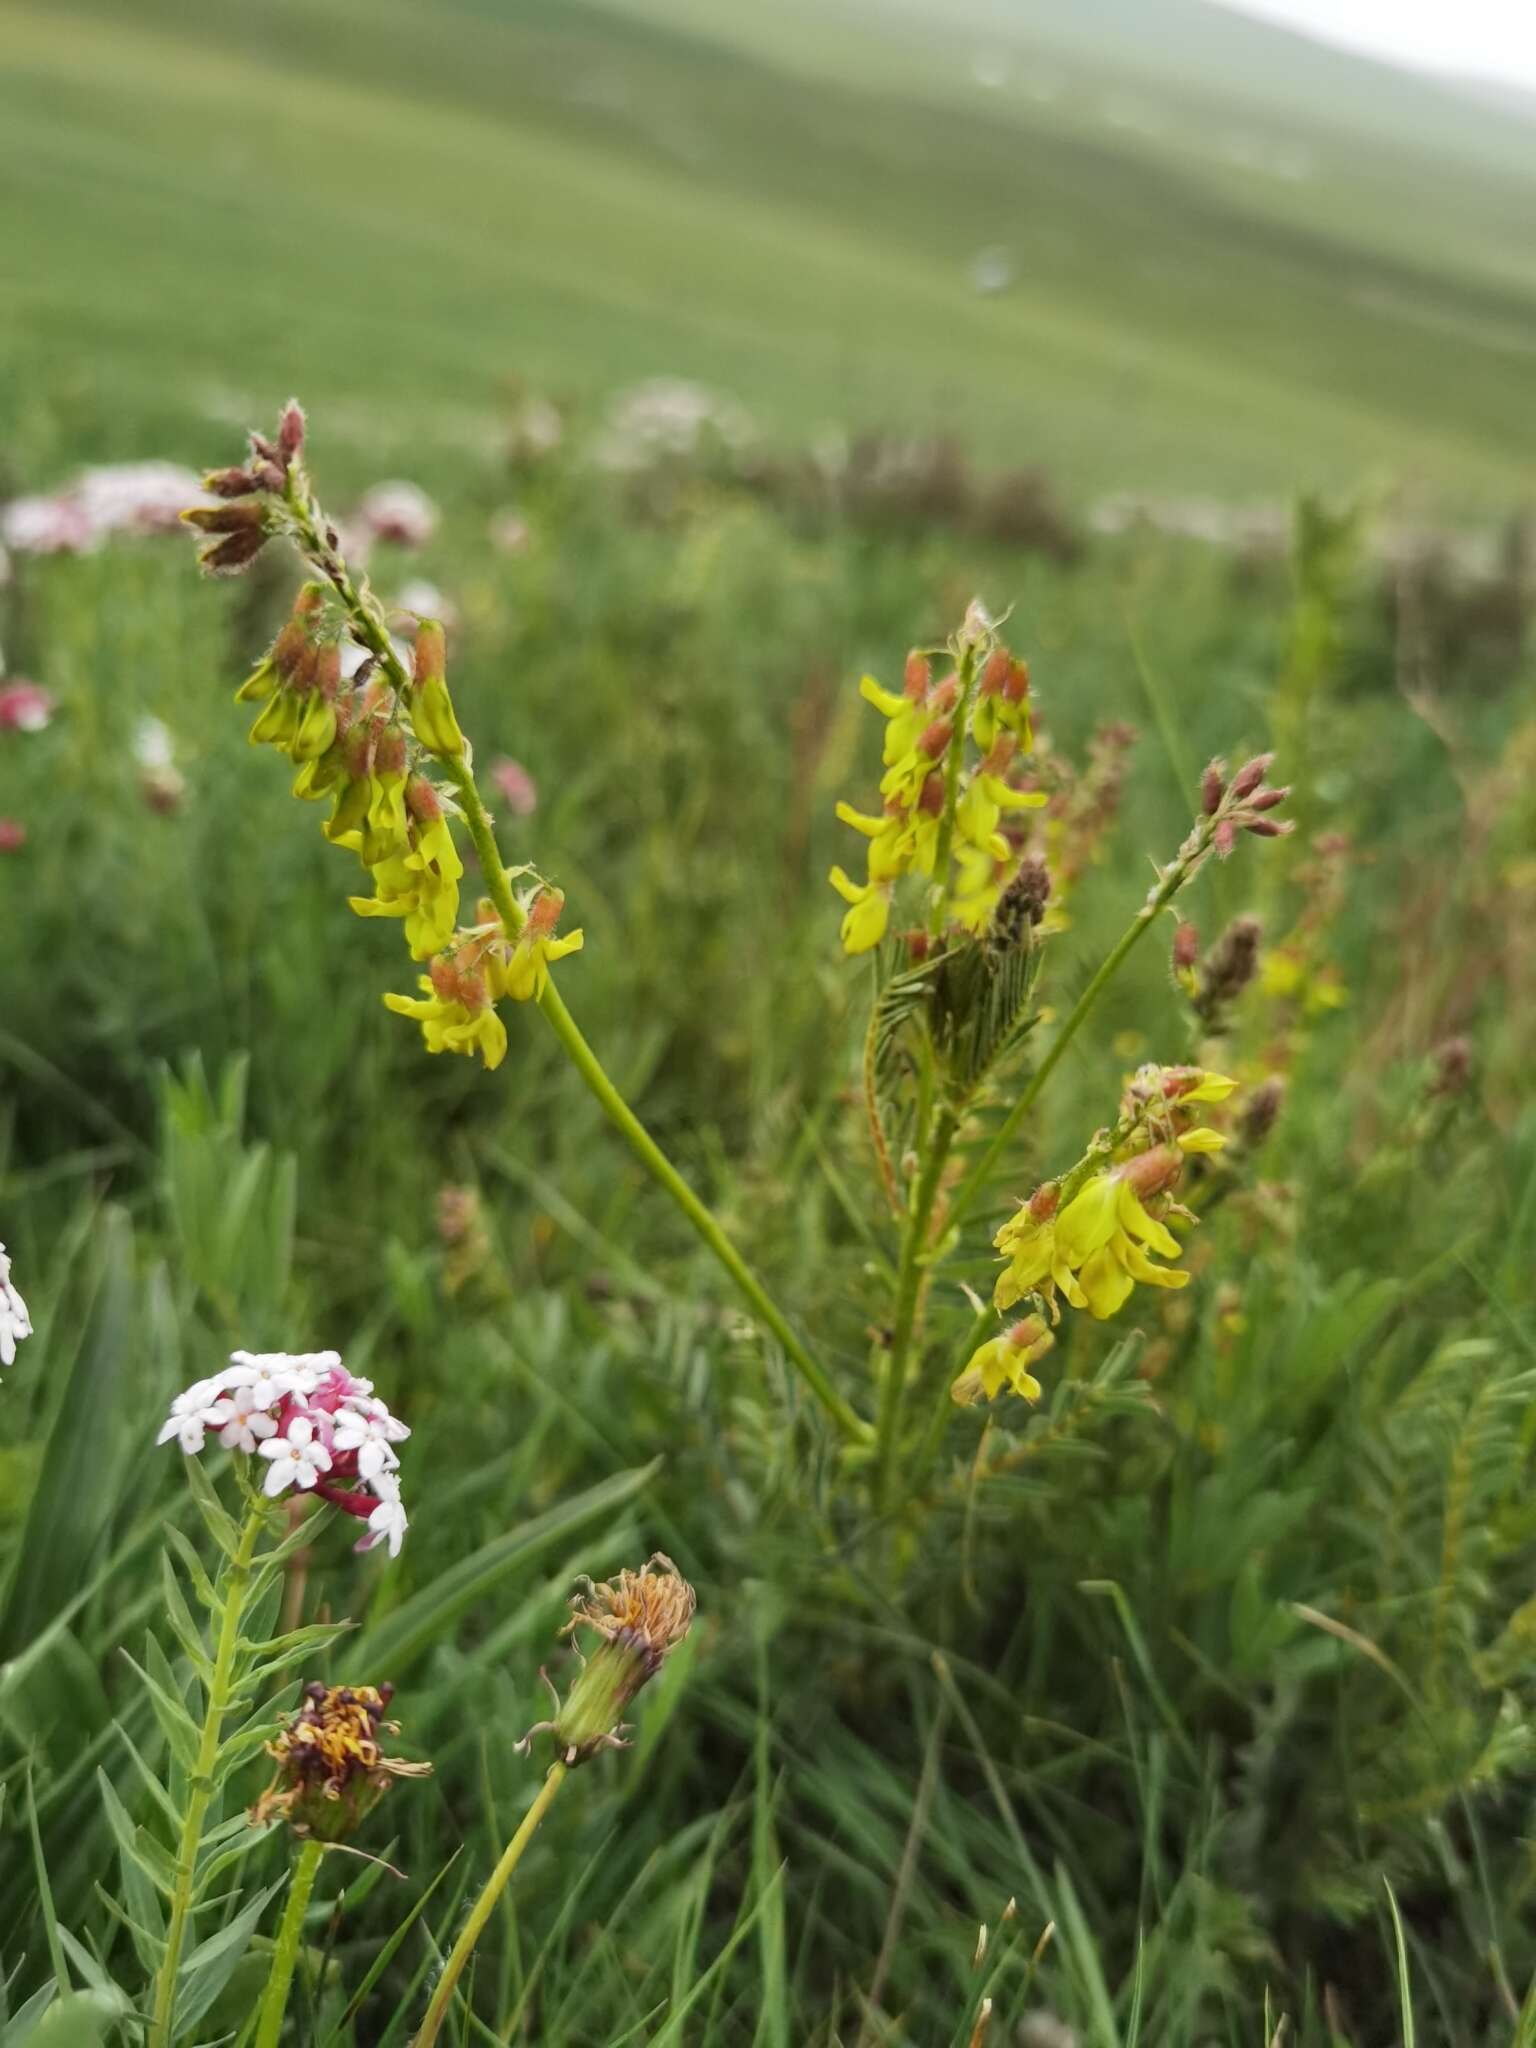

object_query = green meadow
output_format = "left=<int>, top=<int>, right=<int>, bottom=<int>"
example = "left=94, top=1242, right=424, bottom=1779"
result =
left=2, top=2, right=1536, bottom=2043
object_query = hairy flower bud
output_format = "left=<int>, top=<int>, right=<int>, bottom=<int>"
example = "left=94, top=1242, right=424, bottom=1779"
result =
left=1239, top=1076, right=1285, bottom=1146
left=1171, top=920, right=1200, bottom=972
left=197, top=527, right=267, bottom=577
left=918, top=716, right=954, bottom=758
left=409, top=620, right=465, bottom=758
left=202, top=465, right=262, bottom=499
left=278, top=400, right=306, bottom=462
left=902, top=651, right=930, bottom=699
left=1201, top=760, right=1226, bottom=816
left=1229, top=752, right=1274, bottom=801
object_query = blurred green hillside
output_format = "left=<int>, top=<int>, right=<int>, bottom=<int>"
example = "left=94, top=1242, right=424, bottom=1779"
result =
left=3, top=0, right=1536, bottom=507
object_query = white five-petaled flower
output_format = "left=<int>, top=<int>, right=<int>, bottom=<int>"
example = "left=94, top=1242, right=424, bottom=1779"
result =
left=357, top=1472, right=408, bottom=1558
left=0, top=1243, right=32, bottom=1371
left=156, top=1377, right=226, bottom=1455
left=332, top=1396, right=410, bottom=1480
left=215, top=1383, right=280, bottom=1454
left=257, top=1413, right=333, bottom=1496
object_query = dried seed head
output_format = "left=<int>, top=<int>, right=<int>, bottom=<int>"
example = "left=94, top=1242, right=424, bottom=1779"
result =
left=520, top=1555, right=697, bottom=1766
left=1194, top=914, right=1261, bottom=1023
left=250, top=1682, right=430, bottom=1839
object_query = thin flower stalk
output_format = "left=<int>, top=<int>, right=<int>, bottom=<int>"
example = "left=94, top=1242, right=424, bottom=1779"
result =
left=253, top=1836, right=324, bottom=2048
left=946, top=755, right=1290, bottom=1237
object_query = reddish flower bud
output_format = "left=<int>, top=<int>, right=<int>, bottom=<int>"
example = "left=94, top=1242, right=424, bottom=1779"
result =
left=1121, top=1144, right=1182, bottom=1199
left=918, top=770, right=945, bottom=815
left=278, top=400, right=306, bottom=462
left=375, top=728, right=407, bottom=776
left=1002, top=657, right=1030, bottom=704
left=903, top=652, right=930, bottom=699
left=1201, top=760, right=1226, bottom=815
left=182, top=499, right=266, bottom=534
left=249, top=431, right=281, bottom=464
left=1229, top=752, right=1274, bottom=800
left=198, top=527, right=266, bottom=576
left=1247, top=784, right=1290, bottom=811
left=903, top=927, right=931, bottom=962
left=0, top=818, right=26, bottom=853
left=405, top=774, right=443, bottom=824
left=202, top=465, right=261, bottom=499
left=1213, top=818, right=1237, bottom=857
left=1172, top=921, right=1200, bottom=970
left=1027, top=1182, right=1059, bottom=1221
left=918, top=716, right=953, bottom=758
left=313, top=642, right=341, bottom=696
left=929, top=674, right=959, bottom=714
left=1243, top=818, right=1292, bottom=837
left=429, top=954, right=460, bottom=1001
left=979, top=647, right=1011, bottom=695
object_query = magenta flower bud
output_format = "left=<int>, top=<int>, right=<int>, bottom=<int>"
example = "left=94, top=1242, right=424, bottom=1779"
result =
left=1201, top=761, right=1226, bottom=815
left=1243, top=817, right=1292, bottom=838
left=1229, top=752, right=1274, bottom=800
left=1247, top=784, right=1290, bottom=811
left=1213, top=818, right=1236, bottom=857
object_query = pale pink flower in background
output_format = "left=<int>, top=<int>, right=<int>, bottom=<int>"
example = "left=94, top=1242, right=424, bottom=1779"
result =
left=133, top=715, right=187, bottom=814
left=0, top=820, right=25, bottom=853
left=391, top=578, right=458, bottom=631
left=0, top=1244, right=32, bottom=1371
left=0, top=682, right=56, bottom=733
left=1, top=495, right=95, bottom=555
left=257, top=1413, right=333, bottom=1495
left=75, top=462, right=206, bottom=537
left=489, top=508, right=531, bottom=554
left=357, top=480, right=439, bottom=548
left=491, top=756, right=538, bottom=816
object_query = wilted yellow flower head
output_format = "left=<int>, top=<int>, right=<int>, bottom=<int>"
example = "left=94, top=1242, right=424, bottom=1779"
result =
left=251, top=1682, right=430, bottom=1840
left=517, top=1554, right=697, bottom=1766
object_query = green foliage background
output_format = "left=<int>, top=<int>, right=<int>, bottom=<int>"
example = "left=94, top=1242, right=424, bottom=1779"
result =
left=2, top=1, right=1536, bottom=2042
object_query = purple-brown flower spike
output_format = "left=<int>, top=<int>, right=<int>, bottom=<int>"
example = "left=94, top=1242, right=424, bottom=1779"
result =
left=516, top=1555, right=697, bottom=1766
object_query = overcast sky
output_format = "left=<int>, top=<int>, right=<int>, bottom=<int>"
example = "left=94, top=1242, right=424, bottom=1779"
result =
left=1215, top=0, right=1536, bottom=92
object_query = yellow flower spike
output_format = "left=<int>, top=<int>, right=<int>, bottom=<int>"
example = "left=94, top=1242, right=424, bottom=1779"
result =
left=834, top=801, right=887, bottom=839
left=1078, top=1244, right=1135, bottom=1320
left=1054, top=1175, right=1122, bottom=1264
left=828, top=866, right=890, bottom=955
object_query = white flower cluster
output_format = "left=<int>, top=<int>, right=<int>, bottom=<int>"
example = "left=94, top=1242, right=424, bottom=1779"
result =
left=0, top=1243, right=32, bottom=1371
left=157, top=1349, right=410, bottom=1556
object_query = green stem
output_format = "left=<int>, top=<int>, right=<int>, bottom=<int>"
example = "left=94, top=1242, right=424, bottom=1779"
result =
left=253, top=1838, right=324, bottom=2048
left=445, top=758, right=872, bottom=1446
left=149, top=1501, right=265, bottom=2048
left=947, top=829, right=1212, bottom=1240
left=286, top=466, right=866, bottom=1448
left=876, top=1106, right=959, bottom=1507
left=412, top=1763, right=568, bottom=2048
